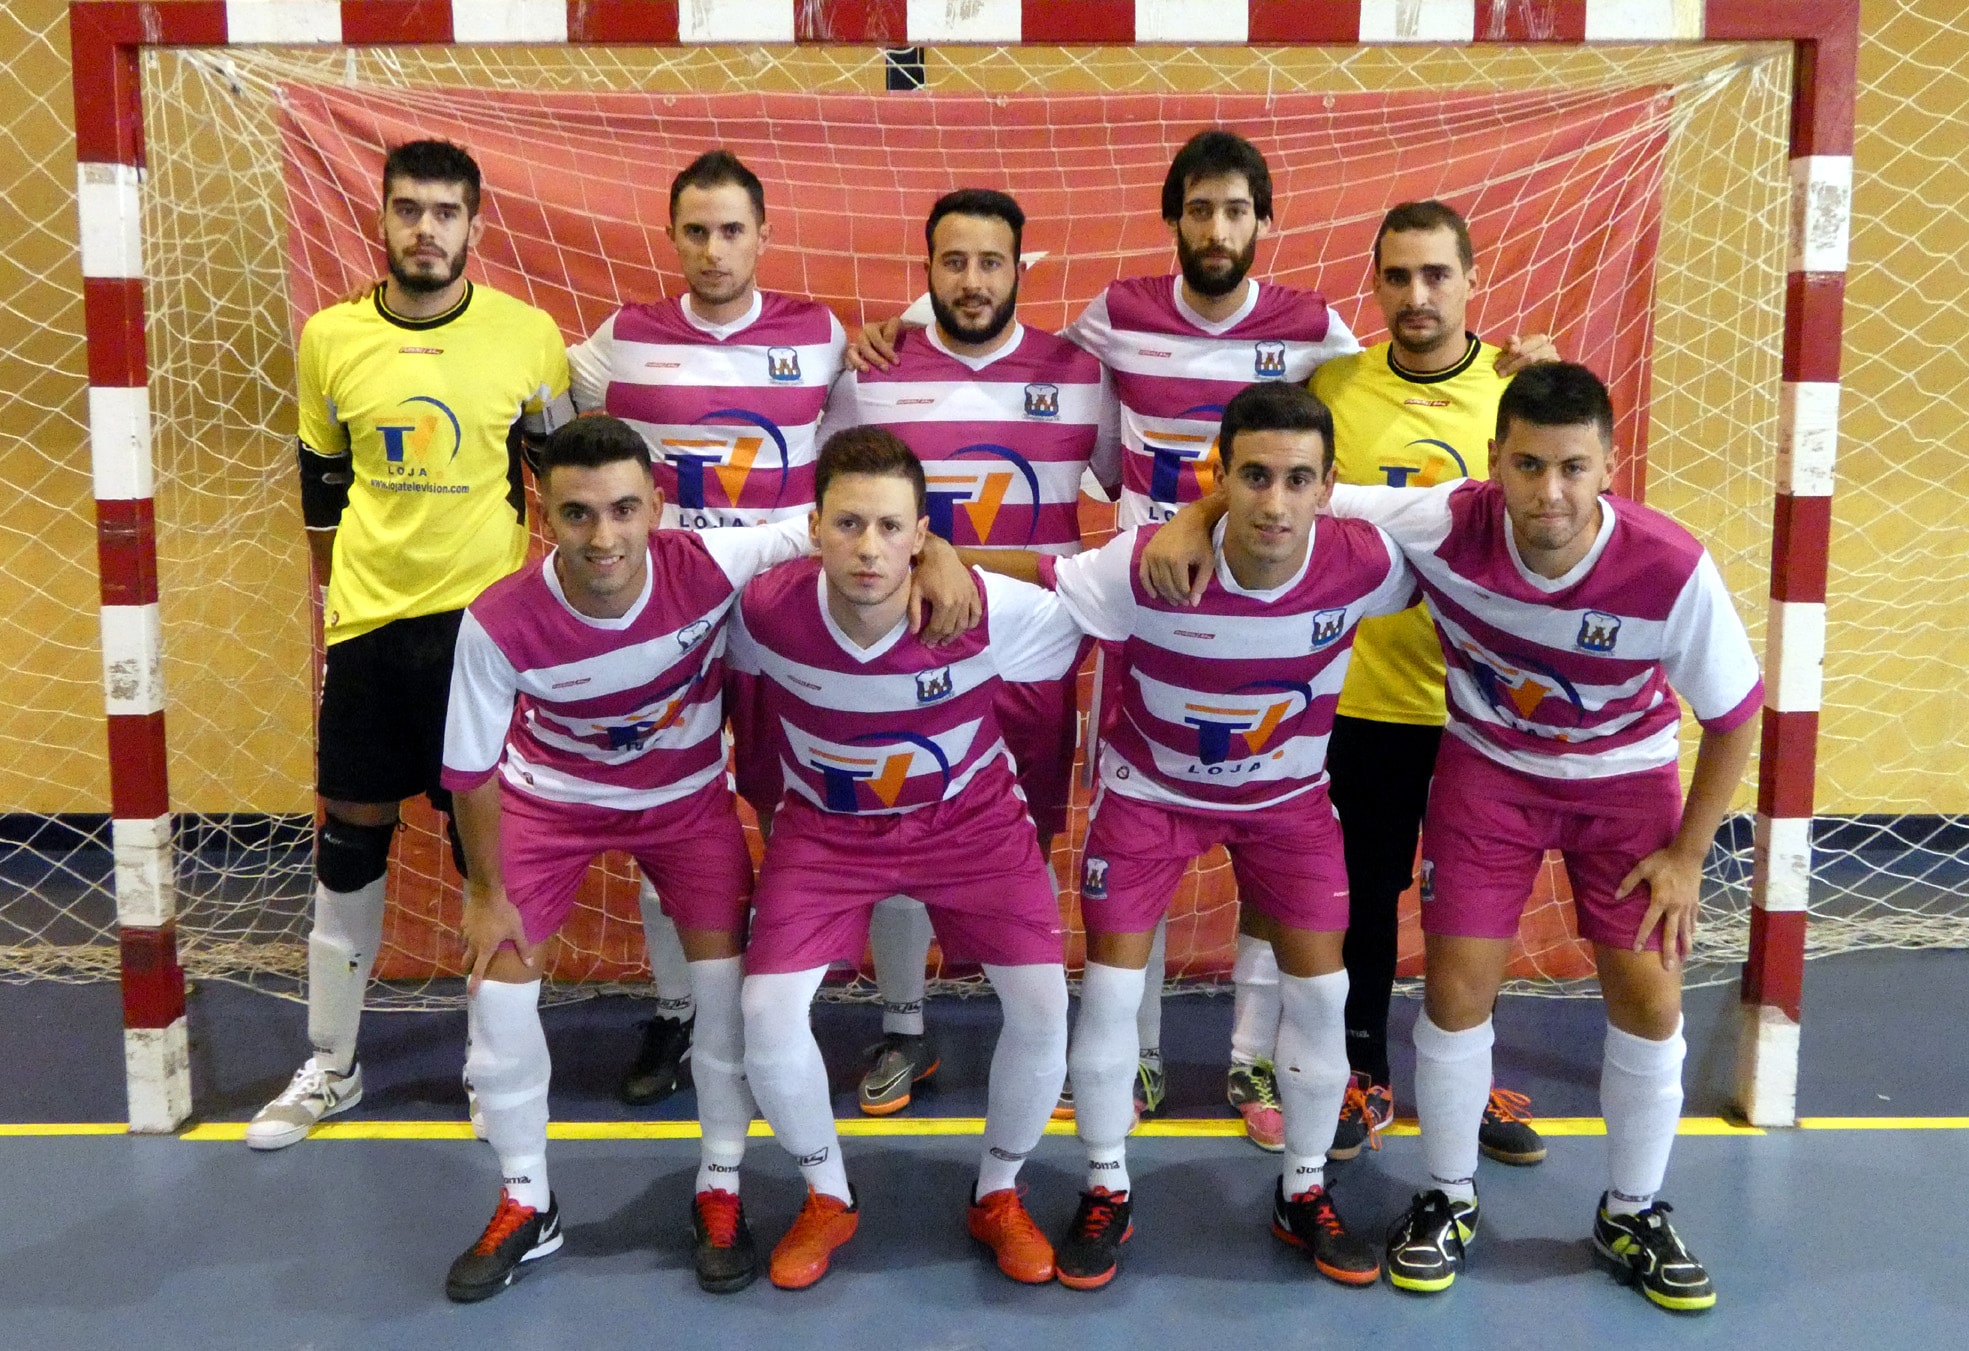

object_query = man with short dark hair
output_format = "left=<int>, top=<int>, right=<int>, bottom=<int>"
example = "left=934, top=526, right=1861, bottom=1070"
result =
left=729, top=428, right=1085, bottom=1292
left=253, top=139, right=573, bottom=1151
left=567, top=148, right=850, bottom=1105
left=820, top=186, right=1117, bottom=1116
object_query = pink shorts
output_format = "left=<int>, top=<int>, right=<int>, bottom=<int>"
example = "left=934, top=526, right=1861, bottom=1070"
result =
left=745, top=767, right=1065, bottom=975
left=997, top=659, right=1085, bottom=849
left=1419, top=734, right=1683, bottom=951
left=499, top=777, right=754, bottom=945
left=1079, top=784, right=1351, bottom=935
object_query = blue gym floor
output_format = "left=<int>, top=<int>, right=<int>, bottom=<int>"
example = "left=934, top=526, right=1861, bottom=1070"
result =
left=5, top=951, right=1966, bottom=1348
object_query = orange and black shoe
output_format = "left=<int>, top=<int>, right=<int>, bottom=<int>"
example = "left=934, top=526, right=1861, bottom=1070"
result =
left=1055, top=1187, right=1133, bottom=1291
left=968, top=1187, right=1057, bottom=1284
left=1270, top=1181, right=1380, bottom=1286
left=768, top=1187, right=859, bottom=1291
left=1328, top=1072, right=1394, bottom=1161
left=444, top=1189, right=563, bottom=1303
left=1478, top=1086, right=1546, bottom=1165
left=691, top=1188, right=758, bottom=1294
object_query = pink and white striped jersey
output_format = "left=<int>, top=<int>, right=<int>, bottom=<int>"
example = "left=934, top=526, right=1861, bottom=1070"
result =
left=1047, top=519, right=1413, bottom=812
left=1063, top=276, right=1358, bottom=528
left=819, top=324, right=1119, bottom=556
left=567, top=292, right=846, bottom=530
left=725, top=558, right=1084, bottom=816
left=1328, top=479, right=1763, bottom=782
left=440, top=518, right=809, bottom=810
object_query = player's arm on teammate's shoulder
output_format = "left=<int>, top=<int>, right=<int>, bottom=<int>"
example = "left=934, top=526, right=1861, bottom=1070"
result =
left=908, top=534, right=983, bottom=645
left=516, top=319, right=577, bottom=472
left=845, top=311, right=915, bottom=373
left=1493, top=331, right=1561, bottom=377
left=1138, top=496, right=1227, bottom=608
left=1615, top=715, right=1757, bottom=970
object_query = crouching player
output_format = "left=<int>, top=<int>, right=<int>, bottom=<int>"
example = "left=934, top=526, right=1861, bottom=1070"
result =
left=727, top=427, right=1084, bottom=1290
left=435, top=415, right=976, bottom=1301
left=1148, top=363, right=1758, bottom=1310
left=969, top=382, right=1415, bottom=1288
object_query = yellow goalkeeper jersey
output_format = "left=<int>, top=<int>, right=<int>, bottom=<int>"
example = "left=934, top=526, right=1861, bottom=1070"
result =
left=297, top=283, right=572, bottom=644
left=1310, top=335, right=1508, bottom=725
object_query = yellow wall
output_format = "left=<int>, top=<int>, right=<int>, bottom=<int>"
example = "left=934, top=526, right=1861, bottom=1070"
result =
left=1, top=0, right=1963, bottom=815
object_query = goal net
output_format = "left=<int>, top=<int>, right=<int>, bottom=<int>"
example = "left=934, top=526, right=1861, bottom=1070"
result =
left=11, top=26, right=1946, bottom=1012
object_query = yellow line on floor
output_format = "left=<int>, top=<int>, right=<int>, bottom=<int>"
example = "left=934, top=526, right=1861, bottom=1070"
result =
left=14, top=1115, right=1969, bottom=1142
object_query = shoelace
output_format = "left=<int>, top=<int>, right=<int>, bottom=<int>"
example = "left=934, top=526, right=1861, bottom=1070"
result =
left=1486, top=1086, right=1534, bottom=1123
left=1339, top=1080, right=1383, bottom=1152
left=1288, top=1187, right=1348, bottom=1238
left=980, top=1190, right=1046, bottom=1244
left=472, top=1193, right=536, bottom=1256
left=696, top=1190, right=742, bottom=1248
left=275, top=1063, right=333, bottom=1105
left=785, top=1190, right=850, bottom=1244
left=1248, top=1064, right=1281, bottom=1111
left=1076, top=1189, right=1125, bottom=1237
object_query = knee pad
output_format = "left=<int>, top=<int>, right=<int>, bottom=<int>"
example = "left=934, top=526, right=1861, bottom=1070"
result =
left=316, top=816, right=397, bottom=893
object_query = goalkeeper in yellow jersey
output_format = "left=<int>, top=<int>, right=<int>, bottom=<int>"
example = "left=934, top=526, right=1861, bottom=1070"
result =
left=249, top=140, right=573, bottom=1150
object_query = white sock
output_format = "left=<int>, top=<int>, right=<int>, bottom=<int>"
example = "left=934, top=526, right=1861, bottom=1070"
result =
left=1069, top=961, right=1146, bottom=1195
left=742, top=967, right=850, bottom=1202
left=1413, top=1013, right=1493, bottom=1204
left=870, top=895, right=932, bottom=1036
left=1601, top=1017, right=1686, bottom=1215
left=1275, top=969, right=1350, bottom=1196
left=1135, top=917, right=1167, bottom=1060
left=466, top=978, right=551, bottom=1210
left=637, top=880, right=695, bottom=1019
left=1229, top=932, right=1282, bottom=1066
left=688, top=956, right=752, bottom=1195
left=307, top=878, right=386, bottom=1076
left=975, top=963, right=1069, bottom=1199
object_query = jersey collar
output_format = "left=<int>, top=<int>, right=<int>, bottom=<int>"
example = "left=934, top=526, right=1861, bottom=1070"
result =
left=372, top=280, right=473, bottom=331
left=923, top=320, right=1026, bottom=371
left=681, top=290, right=764, bottom=341
left=541, top=540, right=656, bottom=630
left=1210, top=514, right=1315, bottom=600
left=1385, top=333, right=1483, bottom=385
left=815, top=565, right=909, bottom=663
left=1172, top=275, right=1261, bottom=335
left=1502, top=494, right=1618, bottom=592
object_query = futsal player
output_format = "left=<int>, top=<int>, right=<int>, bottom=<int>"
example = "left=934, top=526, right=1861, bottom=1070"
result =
left=727, top=428, right=1085, bottom=1291
left=252, top=140, right=573, bottom=1150
left=1155, top=363, right=1756, bottom=1310
left=435, top=415, right=976, bottom=1301
left=566, top=149, right=850, bottom=1108
left=964, top=380, right=1415, bottom=1288
left=1168, top=201, right=1557, bottom=1163
left=820, top=187, right=1117, bottom=1115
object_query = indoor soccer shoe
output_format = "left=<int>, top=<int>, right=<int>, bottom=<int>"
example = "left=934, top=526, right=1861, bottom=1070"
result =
left=444, top=1189, right=562, bottom=1303
left=1328, top=1073, right=1393, bottom=1161
left=1226, top=1059, right=1286, bottom=1152
left=857, top=1032, right=940, bottom=1116
left=245, top=1057, right=363, bottom=1150
left=769, top=1187, right=859, bottom=1290
left=618, top=1013, right=693, bottom=1106
left=968, top=1187, right=1057, bottom=1284
left=691, top=1188, right=759, bottom=1294
left=1052, top=1078, right=1076, bottom=1122
left=1592, top=1196, right=1717, bottom=1312
left=1271, top=1181, right=1381, bottom=1286
left=1056, top=1188, right=1134, bottom=1291
left=1477, top=1086, right=1547, bottom=1165
left=1385, top=1189, right=1479, bottom=1293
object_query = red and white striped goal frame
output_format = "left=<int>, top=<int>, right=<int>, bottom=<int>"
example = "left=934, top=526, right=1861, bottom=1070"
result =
left=69, top=0, right=1856, bottom=1132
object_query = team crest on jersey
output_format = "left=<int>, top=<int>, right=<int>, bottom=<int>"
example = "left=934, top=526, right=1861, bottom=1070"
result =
left=1309, top=607, right=1347, bottom=650
left=1576, top=610, right=1621, bottom=654
left=766, top=346, right=802, bottom=382
left=678, top=619, right=712, bottom=651
left=1082, top=856, right=1109, bottom=899
left=1023, top=383, right=1060, bottom=418
left=1419, top=859, right=1435, bottom=903
left=916, top=667, right=953, bottom=703
left=1253, top=340, right=1288, bottom=380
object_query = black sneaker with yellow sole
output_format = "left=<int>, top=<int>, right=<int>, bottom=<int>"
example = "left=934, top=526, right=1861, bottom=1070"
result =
left=1592, top=1195, right=1717, bottom=1312
left=1385, top=1189, right=1478, bottom=1294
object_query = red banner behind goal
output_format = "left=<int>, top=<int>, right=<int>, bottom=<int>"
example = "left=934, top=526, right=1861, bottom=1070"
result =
left=279, top=84, right=1669, bottom=984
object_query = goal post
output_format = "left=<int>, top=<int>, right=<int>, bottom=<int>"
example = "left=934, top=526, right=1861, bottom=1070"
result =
left=67, top=0, right=1858, bottom=1132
